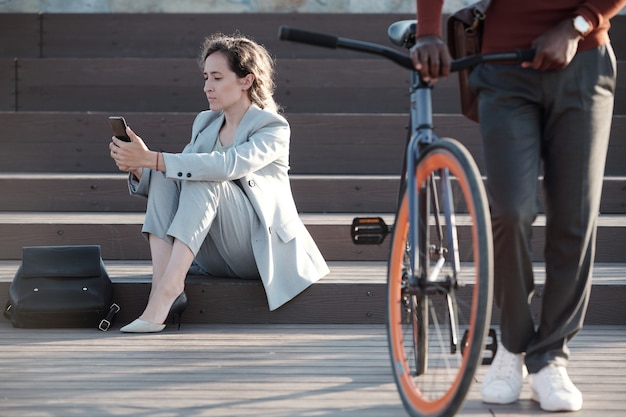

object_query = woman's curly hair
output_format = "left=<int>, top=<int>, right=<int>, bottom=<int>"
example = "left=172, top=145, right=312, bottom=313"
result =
left=200, top=33, right=280, bottom=113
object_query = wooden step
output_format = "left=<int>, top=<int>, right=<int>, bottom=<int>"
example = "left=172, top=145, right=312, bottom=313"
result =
left=1, top=260, right=624, bottom=325
left=2, top=57, right=433, bottom=113
left=0, top=13, right=414, bottom=59
left=2, top=13, right=624, bottom=114
left=3, top=57, right=626, bottom=115
left=0, top=60, right=12, bottom=111
left=2, top=13, right=624, bottom=60
left=1, top=112, right=626, bottom=176
left=0, top=212, right=624, bottom=263
left=1, top=173, right=625, bottom=215
left=0, top=173, right=401, bottom=213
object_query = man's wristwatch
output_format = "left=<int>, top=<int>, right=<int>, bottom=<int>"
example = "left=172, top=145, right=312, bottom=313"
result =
left=573, top=15, right=592, bottom=37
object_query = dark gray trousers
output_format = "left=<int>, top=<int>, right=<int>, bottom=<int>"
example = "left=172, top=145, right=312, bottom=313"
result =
left=469, top=45, right=616, bottom=373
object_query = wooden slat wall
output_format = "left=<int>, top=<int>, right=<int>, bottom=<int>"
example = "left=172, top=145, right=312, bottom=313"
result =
left=8, top=58, right=412, bottom=113
left=0, top=261, right=625, bottom=324
left=37, top=13, right=413, bottom=59
left=4, top=57, right=626, bottom=115
left=0, top=13, right=625, bottom=114
left=0, top=12, right=416, bottom=60
left=0, top=59, right=14, bottom=111
left=1, top=174, right=624, bottom=215
left=609, top=15, right=626, bottom=59
left=0, top=174, right=403, bottom=213
left=1, top=13, right=624, bottom=59
left=0, top=13, right=624, bottom=329
left=0, top=14, right=40, bottom=58
left=0, top=213, right=623, bottom=262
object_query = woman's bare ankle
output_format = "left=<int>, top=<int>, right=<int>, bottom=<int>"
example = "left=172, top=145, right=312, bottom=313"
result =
left=140, top=286, right=184, bottom=324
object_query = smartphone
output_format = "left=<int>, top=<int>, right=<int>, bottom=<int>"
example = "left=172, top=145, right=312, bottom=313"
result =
left=108, top=116, right=131, bottom=142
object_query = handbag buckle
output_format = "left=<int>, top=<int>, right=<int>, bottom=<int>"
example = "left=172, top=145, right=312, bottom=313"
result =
left=98, top=319, right=112, bottom=331
left=98, top=303, right=121, bottom=331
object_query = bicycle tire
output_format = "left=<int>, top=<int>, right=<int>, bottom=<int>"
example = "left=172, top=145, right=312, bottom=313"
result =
left=387, top=138, right=493, bottom=417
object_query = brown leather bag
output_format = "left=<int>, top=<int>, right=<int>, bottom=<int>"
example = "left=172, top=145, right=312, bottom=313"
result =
left=446, top=0, right=491, bottom=123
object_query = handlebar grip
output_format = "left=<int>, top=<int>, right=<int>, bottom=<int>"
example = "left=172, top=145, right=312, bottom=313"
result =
left=450, top=55, right=483, bottom=73
left=517, top=48, right=536, bottom=62
left=278, top=25, right=338, bottom=49
left=450, top=48, right=536, bottom=72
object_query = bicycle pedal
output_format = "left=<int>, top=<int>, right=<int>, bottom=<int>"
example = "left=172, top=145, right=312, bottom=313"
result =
left=483, top=328, right=498, bottom=365
left=460, top=328, right=498, bottom=365
left=350, top=217, right=390, bottom=245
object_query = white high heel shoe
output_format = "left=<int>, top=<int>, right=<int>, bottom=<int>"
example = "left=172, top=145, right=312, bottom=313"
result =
left=120, top=319, right=166, bottom=333
left=120, top=292, right=188, bottom=333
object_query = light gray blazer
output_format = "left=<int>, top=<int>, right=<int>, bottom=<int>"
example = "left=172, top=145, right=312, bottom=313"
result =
left=130, top=105, right=329, bottom=310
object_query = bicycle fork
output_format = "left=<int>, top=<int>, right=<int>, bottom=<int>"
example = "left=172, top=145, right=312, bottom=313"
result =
left=409, top=166, right=460, bottom=356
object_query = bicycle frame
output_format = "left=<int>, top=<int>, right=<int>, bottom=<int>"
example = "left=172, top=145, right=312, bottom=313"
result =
left=406, top=70, right=462, bottom=353
left=407, top=70, right=453, bottom=276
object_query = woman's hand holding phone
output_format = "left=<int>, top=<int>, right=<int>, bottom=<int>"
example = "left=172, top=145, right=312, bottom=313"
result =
left=108, top=116, right=151, bottom=179
left=109, top=116, right=131, bottom=142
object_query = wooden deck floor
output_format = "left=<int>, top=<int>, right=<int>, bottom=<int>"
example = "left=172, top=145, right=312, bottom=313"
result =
left=1, top=321, right=625, bottom=417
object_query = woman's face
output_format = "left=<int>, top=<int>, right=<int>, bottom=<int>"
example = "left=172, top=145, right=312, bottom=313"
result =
left=202, top=51, right=252, bottom=112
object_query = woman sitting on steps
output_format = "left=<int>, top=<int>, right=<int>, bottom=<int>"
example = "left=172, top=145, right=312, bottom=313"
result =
left=109, top=33, right=329, bottom=333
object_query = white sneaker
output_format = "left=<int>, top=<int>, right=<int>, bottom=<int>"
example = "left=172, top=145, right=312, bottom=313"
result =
left=481, top=344, right=528, bottom=404
left=529, top=364, right=583, bottom=412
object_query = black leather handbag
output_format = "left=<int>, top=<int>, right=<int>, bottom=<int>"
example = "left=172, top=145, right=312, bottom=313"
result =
left=3, top=245, right=119, bottom=331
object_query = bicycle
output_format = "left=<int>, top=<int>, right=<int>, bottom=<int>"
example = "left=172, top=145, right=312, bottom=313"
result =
left=279, top=21, right=534, bottom=417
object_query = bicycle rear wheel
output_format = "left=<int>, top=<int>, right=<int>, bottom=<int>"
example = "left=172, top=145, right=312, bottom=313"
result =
left=387, top=138, right=493, bottom=417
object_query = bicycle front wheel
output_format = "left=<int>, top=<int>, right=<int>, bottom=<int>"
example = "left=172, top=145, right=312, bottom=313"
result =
left=387, top=138, right=493, bottom=417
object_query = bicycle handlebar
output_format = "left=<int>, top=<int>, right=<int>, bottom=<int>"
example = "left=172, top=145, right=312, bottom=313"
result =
left=278, top=25, right=415, bottom=69
left=278, top=25, right=535, bottom=72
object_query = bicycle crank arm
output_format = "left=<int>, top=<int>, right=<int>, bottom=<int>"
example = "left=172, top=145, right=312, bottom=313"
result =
left=350, top=217, right=390, bottom=245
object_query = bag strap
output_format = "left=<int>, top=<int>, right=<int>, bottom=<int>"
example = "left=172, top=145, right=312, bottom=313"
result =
left=447, top=0, right=491, bottom=59
left=98, top=303, right=121, bottom=331
left=3, top=301, right=120, bottom=331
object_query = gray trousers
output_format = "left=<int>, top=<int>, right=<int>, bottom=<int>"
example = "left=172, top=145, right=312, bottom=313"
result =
left=142, top=172, right=260, bottom=279
left=469, top=45, right=616, bottom=373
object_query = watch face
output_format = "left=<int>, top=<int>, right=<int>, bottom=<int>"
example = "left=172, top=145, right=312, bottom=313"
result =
left=574, top=16, right=591, bottom=34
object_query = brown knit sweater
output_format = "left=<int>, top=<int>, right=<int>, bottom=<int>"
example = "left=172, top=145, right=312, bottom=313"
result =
left=416, top=0, right=626, bottom=53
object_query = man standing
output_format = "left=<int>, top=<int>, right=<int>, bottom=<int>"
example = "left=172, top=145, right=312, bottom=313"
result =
left=412, top=0, right=625, bottom=412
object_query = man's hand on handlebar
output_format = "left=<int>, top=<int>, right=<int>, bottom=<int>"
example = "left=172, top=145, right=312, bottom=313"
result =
left=410, top=35, right=452, bottom=82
